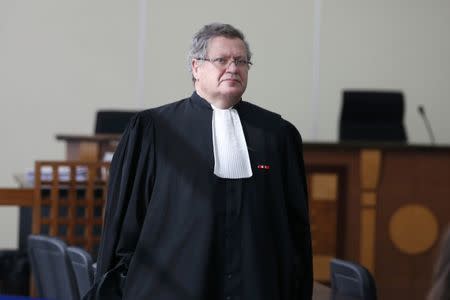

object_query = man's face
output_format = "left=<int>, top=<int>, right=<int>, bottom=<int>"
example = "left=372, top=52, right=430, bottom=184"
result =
left=192, top=36, right=250, bottom=108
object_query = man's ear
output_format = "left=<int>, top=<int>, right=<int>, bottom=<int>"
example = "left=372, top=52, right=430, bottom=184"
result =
left=191, top=59, right=200, bottom=80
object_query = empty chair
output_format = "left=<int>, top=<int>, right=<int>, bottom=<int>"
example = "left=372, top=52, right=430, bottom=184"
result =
left=27, top=234, right=79, bottom=300
left=67, top=246, right=95, bottom=299
left=330, top=258, right=377, bottom=300
left=94, top=110, right=137, bottom=134
left=339, top=90, right=407, bottom=142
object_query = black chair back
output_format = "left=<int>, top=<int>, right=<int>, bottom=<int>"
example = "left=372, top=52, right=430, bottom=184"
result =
left=27, top=234, right=79, bottom=300
left=339, top=90, right=407, bottom=142
left=67, top=246, right=94, bottom=299
left=94, top=110, right=137, bottom=134
left=330, top=258, right=377, bottom=300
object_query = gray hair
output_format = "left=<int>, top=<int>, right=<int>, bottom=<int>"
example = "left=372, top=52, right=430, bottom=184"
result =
left=188, top=23, right=252, bottom=82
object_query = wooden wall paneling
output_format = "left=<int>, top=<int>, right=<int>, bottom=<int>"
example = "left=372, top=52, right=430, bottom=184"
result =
left=306, top=165, right=347, bottom=282
left=359, top=149, right=381, bottom=274
left=304, top=148, right=360, bottom=262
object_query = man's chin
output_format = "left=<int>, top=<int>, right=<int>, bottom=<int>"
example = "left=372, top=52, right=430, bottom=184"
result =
left=221, top=83, right=245, bottom=92
left=221, top=88, right=245, bottom=100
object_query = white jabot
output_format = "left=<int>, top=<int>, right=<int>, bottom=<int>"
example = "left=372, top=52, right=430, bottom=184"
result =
left=211, top=104, right=253, bottom=179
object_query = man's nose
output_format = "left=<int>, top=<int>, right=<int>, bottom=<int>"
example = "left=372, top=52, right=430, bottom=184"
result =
left=226, top=60, right=239, bottom=72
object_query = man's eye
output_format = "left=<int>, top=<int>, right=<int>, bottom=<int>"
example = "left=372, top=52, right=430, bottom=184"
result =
left=214, top=58, right=226, bottom=64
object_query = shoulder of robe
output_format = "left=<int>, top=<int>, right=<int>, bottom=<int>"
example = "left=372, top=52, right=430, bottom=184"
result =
left=278, top=118, right=304, bottom=146
left=129, top=97, right=191, bottom=130
left=237, top=101, right=283, bottom=131
left=237, top=101, right=304, bottom=143
left=147, top=98, right=191, bottom=116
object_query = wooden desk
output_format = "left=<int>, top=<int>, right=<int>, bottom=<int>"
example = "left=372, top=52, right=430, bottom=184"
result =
left=304, top=142, right=450, bottom=300
left=0, top=189, right=33, bottom=206
left=0, top=188, right=34, bottom=250
left=56, top=134, right=121, bottom=161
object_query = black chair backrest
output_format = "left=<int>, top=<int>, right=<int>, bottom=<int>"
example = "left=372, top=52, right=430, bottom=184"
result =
left=330, top=258, right=377, bottom=300
left=27, top=234, right=79, bottom=300
left=67, top=246, right=94, bottom=299
left=339, top=90, right=407, bottom=142
left=94, top=110, right=137, bottom=134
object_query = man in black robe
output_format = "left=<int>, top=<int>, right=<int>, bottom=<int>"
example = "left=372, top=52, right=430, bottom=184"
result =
left=87, top=23, right=313, bottom=300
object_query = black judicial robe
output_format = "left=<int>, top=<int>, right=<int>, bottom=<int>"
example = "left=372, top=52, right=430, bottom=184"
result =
left=86, top=92, right=313, bottom=300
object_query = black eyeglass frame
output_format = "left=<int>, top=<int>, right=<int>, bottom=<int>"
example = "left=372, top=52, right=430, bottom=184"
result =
left=196, top=57, right=253, bottom=69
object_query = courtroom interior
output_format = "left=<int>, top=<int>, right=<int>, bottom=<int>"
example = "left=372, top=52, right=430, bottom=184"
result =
left=1, top=1, right=449, bottom=300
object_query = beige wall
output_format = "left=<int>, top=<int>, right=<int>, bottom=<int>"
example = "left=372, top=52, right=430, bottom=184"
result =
left=1, top=0, right=449, bottom=248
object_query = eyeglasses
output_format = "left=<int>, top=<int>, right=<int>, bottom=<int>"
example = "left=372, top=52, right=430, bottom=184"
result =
left=196, top=57, right=253, bottom=69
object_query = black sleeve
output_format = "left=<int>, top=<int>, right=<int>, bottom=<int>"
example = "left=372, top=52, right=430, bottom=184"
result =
left=281, top=120, right=313, bottom=300
left=84, top=112, right=155, bottom=300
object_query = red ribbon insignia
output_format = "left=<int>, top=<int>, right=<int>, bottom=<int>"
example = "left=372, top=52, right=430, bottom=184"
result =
left=257, top=164, right=270, bottom=170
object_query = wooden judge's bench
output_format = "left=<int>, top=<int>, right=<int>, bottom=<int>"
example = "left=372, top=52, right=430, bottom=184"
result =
left=304, top=142, right=450, bottom=300
left=1, top=134, right=449, bottom=300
